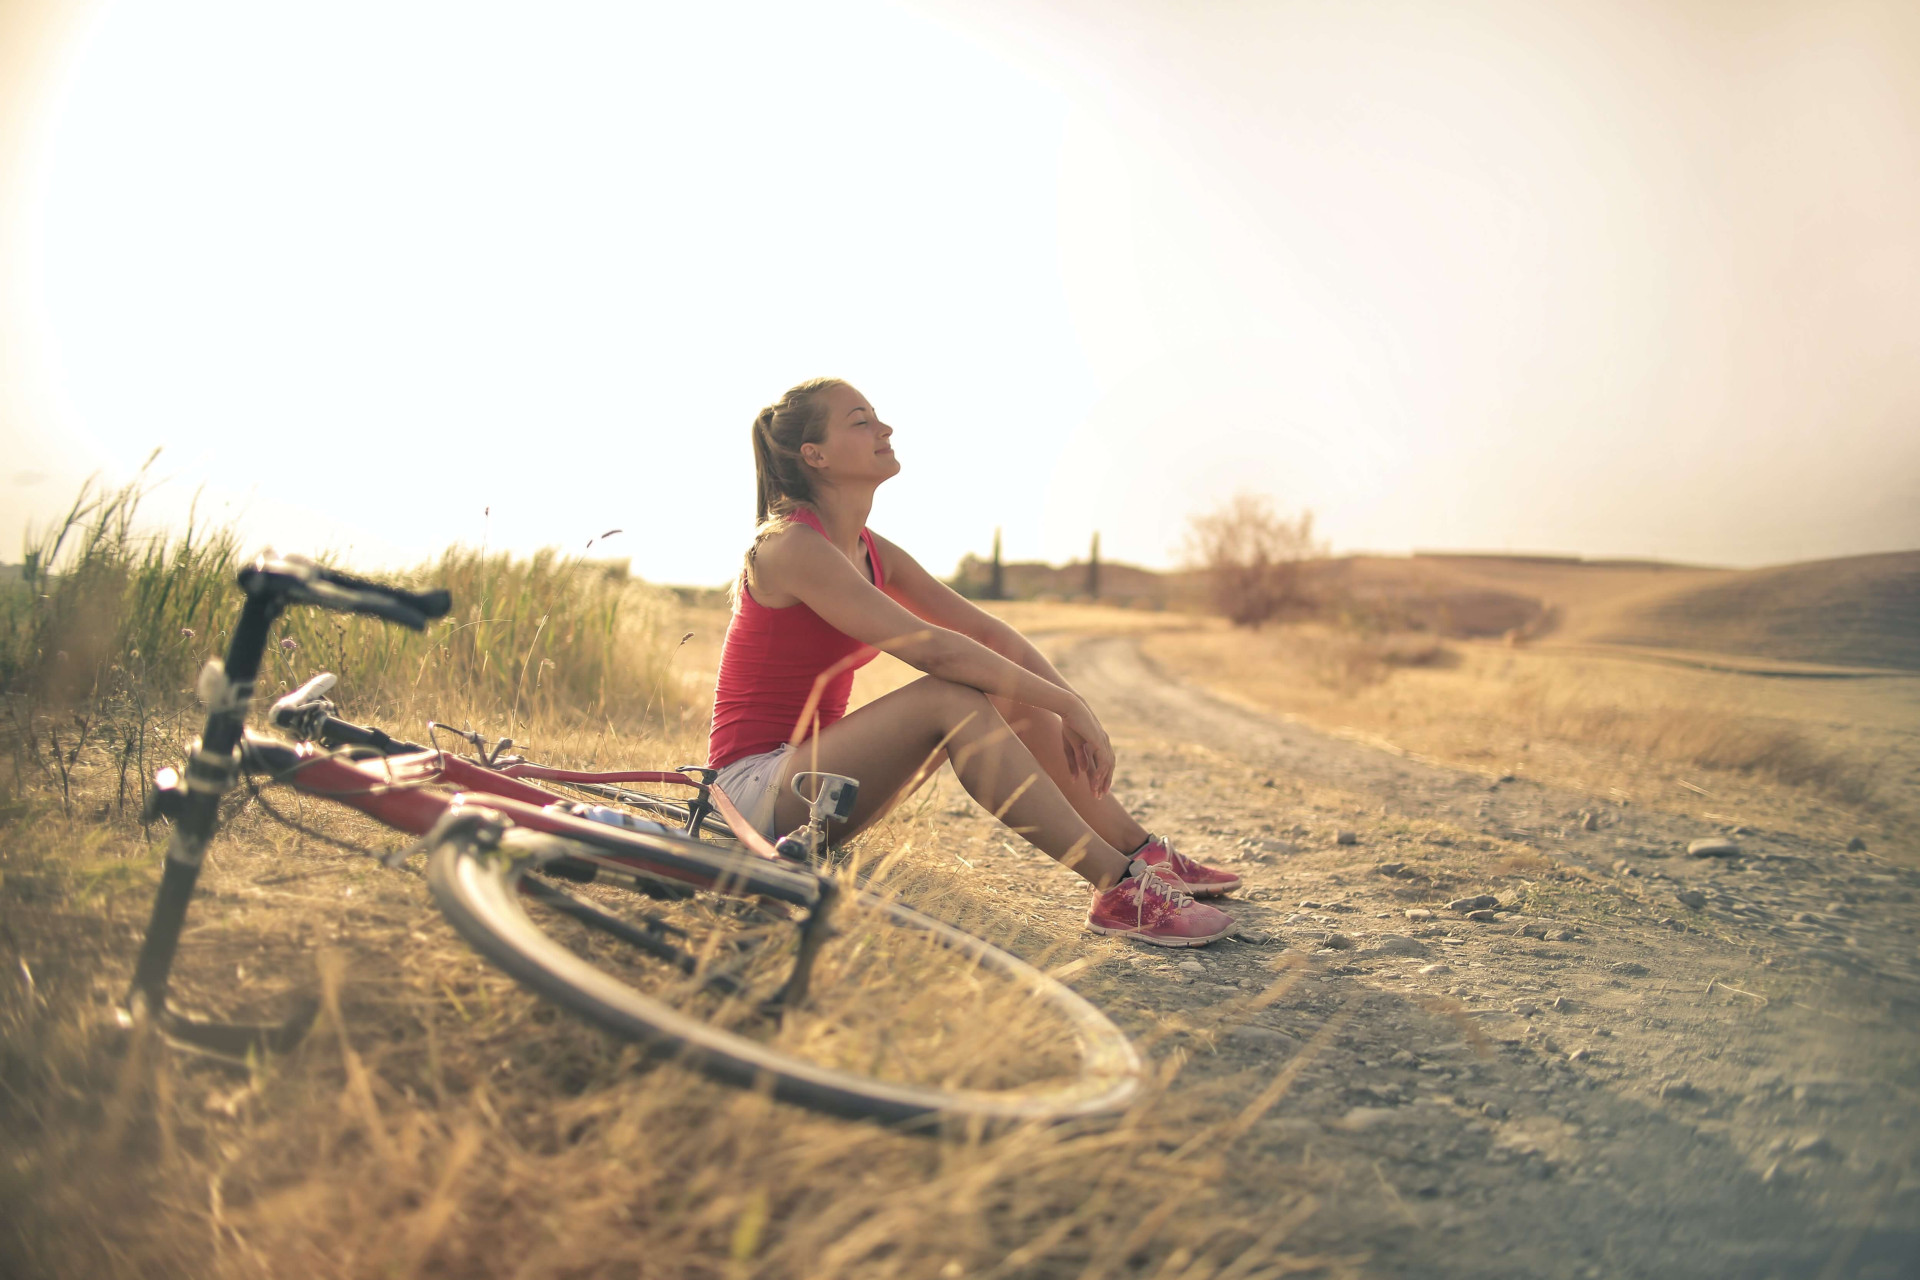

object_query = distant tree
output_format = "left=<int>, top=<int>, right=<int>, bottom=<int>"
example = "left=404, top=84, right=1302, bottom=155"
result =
left=989, top=527, right=1004, bottom=601
left=1087, top=531, right=1100, bottom=600
left=1181, top=493, right=1324, bottom=628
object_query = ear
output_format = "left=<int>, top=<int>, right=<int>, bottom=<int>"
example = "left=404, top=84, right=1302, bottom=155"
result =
left=800, top=442, right=828, bottom=470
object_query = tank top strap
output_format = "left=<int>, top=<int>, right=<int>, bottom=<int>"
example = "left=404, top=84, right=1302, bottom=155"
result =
left=787, top=507, right=882, bottom=588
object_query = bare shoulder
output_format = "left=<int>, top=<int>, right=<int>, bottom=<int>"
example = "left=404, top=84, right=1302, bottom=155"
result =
left=745, top=520, right=817, bottom=604
left=751, top=518, right=822, bottom=568
left=748, top=518, right=858, bottom=607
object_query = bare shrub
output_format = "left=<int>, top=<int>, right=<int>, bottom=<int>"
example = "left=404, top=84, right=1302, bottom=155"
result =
left=1181, top=494, right=1325, bottom=628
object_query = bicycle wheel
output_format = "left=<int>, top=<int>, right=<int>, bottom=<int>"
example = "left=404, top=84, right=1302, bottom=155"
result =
left=426, top=822, right=1143, bottom=1127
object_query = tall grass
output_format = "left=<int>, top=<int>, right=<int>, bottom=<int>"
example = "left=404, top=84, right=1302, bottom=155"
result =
left=1, top=473, right=691, bottom=815
left=270, top=545, right=685, bottom=734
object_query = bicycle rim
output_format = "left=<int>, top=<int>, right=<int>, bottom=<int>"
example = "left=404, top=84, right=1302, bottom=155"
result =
left=427, top=828, right=1143, bottom=1127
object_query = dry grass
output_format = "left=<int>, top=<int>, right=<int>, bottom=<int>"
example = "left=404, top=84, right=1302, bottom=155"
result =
left=2, top=502, right=1342, bottom=1278
left=1143, top=620, right=1919, bottom=845
left=0, top=733, right=1337, bottom=1279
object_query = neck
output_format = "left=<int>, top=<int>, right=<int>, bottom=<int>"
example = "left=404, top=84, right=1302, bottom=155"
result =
left=806, top=480, right=875, bottom=553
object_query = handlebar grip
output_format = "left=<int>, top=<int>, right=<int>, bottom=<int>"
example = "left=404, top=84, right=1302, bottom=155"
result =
left=312, top=563, right=452, bottom=622
left=238, top=554, right=453, bottom=631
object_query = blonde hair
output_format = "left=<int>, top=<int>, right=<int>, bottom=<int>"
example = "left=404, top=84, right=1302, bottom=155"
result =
left=740, top=377, right=845, bottom=586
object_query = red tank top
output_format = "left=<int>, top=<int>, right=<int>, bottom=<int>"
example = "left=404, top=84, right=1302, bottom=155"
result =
left=707, top=508, right=887, bottom=769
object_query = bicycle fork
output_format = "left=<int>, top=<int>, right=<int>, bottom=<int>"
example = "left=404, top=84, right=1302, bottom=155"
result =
left=123, top=591, right=318, bottom=1060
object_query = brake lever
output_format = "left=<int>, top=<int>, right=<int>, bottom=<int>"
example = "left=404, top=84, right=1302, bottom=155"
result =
left=426, top=721, right=515, bottom=766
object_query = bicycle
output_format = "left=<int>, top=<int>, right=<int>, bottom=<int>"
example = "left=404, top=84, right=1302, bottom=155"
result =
left=273, top=672, right=856, bottom=866
left=124, top=552, right=1144, bottom=1127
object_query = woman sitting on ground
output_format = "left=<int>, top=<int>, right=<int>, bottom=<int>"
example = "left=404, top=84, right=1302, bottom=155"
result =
left=707, top=377, right=1239, bottom=946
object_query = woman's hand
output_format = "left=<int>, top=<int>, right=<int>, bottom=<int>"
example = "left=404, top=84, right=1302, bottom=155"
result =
left=1058, top=696, right=1116, bottom=798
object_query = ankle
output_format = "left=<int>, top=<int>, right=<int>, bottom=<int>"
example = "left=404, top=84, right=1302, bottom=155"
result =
left=1091, top=856, right=1154, bottom=893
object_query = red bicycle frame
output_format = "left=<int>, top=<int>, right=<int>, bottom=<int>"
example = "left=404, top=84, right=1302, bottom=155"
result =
left=245, top=738, right=793, bottom=886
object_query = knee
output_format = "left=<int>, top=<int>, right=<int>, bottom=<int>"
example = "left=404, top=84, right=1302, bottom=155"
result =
left=916, top=676, right=992, bottom=724
left=991, top=695, right=1054, bottom=738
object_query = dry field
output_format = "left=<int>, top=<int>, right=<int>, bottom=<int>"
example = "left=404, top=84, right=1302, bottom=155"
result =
left=1, top=522, right=1335, bottom=1280
left=6, top=514, right=1918, bottom=1279
left=1139, top=619, right=1920, bottom=857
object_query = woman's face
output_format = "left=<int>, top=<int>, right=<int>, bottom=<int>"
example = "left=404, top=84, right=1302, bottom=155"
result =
left=804, top=383, right=900, bottom=487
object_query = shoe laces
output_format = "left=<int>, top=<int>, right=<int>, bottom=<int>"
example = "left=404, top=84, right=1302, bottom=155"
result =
left=1150, top=834, right=1200, bottom=873
left=1122, top=858, right=1198, bottom=923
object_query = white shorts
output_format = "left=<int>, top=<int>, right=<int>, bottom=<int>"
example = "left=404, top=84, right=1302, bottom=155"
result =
left=711, top=744, right=794, bottom=842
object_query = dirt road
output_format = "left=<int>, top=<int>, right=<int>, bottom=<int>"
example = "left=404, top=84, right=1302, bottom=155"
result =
left=942, top=631, right=1920, bottom=1279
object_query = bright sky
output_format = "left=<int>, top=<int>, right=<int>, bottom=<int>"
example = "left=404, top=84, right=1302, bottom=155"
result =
left=3, top=0, right=1917, bottom=584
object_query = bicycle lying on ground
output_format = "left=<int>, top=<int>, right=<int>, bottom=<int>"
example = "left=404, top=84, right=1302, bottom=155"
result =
left=124, top=553, right=1143, bottom=1126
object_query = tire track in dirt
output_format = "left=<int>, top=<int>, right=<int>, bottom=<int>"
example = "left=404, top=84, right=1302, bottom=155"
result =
left=1045, top=631, right=1920, bottom=1279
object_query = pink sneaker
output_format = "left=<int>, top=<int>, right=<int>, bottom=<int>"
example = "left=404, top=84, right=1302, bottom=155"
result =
left=1131, top=835, right=1241, bottom=897
left=1087, top=866, right=1235, bottom=947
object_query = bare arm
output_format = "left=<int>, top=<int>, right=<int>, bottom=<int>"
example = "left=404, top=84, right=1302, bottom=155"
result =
left=751, top=526, right=1113, bottom=792
left=867, top=531, right=1075, bottom=701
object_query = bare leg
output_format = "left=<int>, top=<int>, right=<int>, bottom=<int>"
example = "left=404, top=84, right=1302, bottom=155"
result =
left=989, top=695, right=1149, bottom=854
left=771, top=677, right=1132, bottom=890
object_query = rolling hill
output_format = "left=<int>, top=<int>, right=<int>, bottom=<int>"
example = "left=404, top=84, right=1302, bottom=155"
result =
left=945, top=547, right=1919, bottom=672
left=1571, top=550, right=1920, bottom=672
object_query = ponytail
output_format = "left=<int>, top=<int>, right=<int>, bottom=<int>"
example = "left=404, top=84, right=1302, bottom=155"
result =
left=740, top=377, right=844, bottom=587
left=748, top=376, right=842, bottom=530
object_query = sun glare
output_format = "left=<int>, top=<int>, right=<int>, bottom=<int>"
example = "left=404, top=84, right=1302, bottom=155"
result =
left=17, top=0, right=1088, bottom=582
left=7, top=0, right=1918, bottom=578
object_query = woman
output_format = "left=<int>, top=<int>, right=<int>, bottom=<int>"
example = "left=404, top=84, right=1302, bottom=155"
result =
left=708, top=377, right=1240, bottom=946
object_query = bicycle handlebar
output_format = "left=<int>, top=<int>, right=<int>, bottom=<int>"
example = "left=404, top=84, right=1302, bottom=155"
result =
left=238, top=553, right=452, bottom=630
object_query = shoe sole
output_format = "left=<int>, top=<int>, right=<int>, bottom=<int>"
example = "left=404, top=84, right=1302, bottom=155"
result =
left=1085, top=920, right=1235, bottom=947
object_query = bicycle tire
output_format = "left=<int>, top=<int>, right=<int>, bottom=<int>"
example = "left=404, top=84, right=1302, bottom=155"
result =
left=427, top=824, right=1143, bottom=1127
